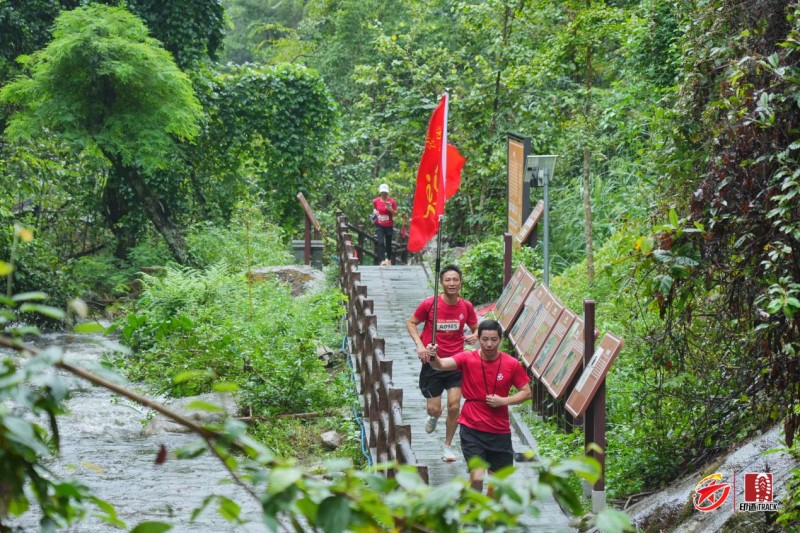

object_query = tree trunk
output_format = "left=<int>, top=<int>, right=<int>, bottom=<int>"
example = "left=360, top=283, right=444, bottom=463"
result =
left=102, top=170, right=139, bottom=260
left=583, top=147, right=594, bottom=282
left=583, top=45, right=595, bottom=283
left=110, top=159, right=189, bottom=265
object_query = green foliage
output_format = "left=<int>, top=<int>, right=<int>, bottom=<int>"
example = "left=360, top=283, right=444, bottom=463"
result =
left=453, top=237, right=539, bottom=306
left=1, top=4, right=201, bottom=171
left=185, top=63, right=339, bottom=229
left=116, top=262, right=346, bottom=414
left=185, top=206, right=291, bottom=270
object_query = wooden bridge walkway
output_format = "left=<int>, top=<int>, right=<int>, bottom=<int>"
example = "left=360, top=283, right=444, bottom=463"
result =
left=357, top=264, right=576, bottom=532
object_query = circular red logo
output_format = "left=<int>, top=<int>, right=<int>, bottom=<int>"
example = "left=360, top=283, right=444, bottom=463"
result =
left=692, top=473, right=731, bottom=512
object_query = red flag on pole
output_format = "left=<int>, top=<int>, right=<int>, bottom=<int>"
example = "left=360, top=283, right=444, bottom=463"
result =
left=408, top=94, right=465, bottom=253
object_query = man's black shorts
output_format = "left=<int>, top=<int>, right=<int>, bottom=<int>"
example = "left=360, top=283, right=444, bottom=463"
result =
left=459, top=424, right=514, bottom=473
left=419, top=362, right=462, bottom=398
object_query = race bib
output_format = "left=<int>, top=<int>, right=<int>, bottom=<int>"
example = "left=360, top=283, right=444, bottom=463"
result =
left=436, top=321, right=460, bottom=332
left=377, top=215, right=390, bottom=222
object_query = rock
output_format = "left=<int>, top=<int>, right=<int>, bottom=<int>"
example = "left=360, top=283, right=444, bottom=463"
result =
left=321, top=430, right=343, bottom=451
left=249, top=265, right=326, bottom=296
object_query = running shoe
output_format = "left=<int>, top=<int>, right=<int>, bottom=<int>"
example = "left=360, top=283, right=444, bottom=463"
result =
left=424, top=415, right=439, bottom=433
left=442, top=445, right=457, bottom=462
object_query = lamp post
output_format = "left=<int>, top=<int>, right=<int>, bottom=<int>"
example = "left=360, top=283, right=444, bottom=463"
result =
left=525, top=155, right=558, bottom=285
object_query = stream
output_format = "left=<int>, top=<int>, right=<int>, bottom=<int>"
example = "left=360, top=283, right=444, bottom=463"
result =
left=4, top=332, right=268, bottom=532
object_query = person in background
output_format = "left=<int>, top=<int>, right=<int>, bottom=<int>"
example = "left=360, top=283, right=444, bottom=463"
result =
left=372, top=183, right=398, bottom=266
left=429, top=319, right=531, bottom=492
left=407, top=264, right=478, bottom=462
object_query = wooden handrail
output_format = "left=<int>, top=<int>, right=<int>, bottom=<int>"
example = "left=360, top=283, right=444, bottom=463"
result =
left=336, top=212, right=427, bottom=482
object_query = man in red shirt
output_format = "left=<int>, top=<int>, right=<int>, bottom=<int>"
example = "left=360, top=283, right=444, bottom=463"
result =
left=430, top=319, right=531, bottom=492
left=407, top=265, right=478, bottom=462
left=372, top=183, right=398, bottom=266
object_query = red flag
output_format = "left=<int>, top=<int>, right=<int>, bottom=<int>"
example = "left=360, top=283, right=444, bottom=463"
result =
left=408, top=94, right=465, bottom=253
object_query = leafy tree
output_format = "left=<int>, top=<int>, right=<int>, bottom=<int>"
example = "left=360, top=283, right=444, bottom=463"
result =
left=183, top=63, right=339, bottom=228
left=1, top=4, right=203, bottom=263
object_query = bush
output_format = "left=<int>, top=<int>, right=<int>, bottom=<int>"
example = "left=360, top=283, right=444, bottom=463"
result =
left=452, top=237, right=539, bottom=305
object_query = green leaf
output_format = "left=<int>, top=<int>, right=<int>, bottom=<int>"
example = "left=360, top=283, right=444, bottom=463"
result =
left=74, top=322, right=108, bottom=334
left=216, top=495, right=241, bottom=523
left=12, top=291, right=48, bottom=302
left=19, top=303, right=65, bottom=320
left=212, top=382, right=239, bottom=393
left=668, top=209, right=679, bottom=228
left=268, top=467, right=302, bottom=494
left=173, top=370, right=210, bottom=384
left=185, top=400, right=223, bottom=412
left=130, top=521, right=173, bottom=533
left=317, top=496, right=351, bottom=533
left=595, top=508, right=633, bottom=532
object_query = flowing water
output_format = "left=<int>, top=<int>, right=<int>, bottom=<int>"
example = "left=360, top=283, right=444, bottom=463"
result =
left=4, top=332, right=267, bottom=532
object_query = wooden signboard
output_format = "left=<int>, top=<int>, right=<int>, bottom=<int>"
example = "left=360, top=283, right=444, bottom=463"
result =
left=517, top=287, right=564, bottom=369
left=507, top=134, right=530, bottom=236
left=508, top=285, right=545, bottom=348
left=529, top=308, right=576, bottom=379
left=516, top=200, right=544, bottom=244
left=565, top=333, right=625, bottom=418
left=494, top=265, right=537, bottom=333
left=540, top=317, right=585, bottom=399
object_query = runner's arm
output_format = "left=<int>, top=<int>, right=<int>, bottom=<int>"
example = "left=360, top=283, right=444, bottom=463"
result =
left=406, top=315, right=437, bottom=362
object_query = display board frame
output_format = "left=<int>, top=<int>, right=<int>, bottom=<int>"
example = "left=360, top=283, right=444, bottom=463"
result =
left=565, top=333, right=625, bottom=417
left=494, top=265, right=537, bottom=333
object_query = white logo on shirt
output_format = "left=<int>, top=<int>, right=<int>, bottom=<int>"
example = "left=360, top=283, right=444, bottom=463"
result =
left=497, top=373, right=504, bottom=381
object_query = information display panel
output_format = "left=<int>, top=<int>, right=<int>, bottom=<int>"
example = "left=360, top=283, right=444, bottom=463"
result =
left=565, top=333, right=625, bottom=418
left=508, top=285, right=545, bottom=349
left=516, top=200, right=544, bottom=244
left=529, top=308, right=575, bottom=379
left=517, top=287, right=563, bottom=369
left=507, top=134, right=530, bottom=236
left=494, top=265, right=537, bottom=333
left=540, top=317, right=585, bottom=399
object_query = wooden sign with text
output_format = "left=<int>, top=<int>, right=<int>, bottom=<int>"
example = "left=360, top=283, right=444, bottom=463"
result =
left=516, top=200, right=544, bottom=244
left=540, top=317, right=586, bottom=399
left=494, top=265, right=537, bottom=333
left=565, top=333, right=625, bottom=418
left=529, top=308, right=576, bottom=379
left=509, top=285, right=545, bottom=348
left=517, top=287, right=564, bottom=369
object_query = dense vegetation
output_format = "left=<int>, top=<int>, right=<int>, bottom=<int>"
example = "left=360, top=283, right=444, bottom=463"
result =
left=2, top=0, right=800, bottom=530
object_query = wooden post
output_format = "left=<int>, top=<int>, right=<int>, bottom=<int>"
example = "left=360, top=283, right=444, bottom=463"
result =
left=583, top=299, right=606, bottom=511
left=503, top=232, right=513, bottom=287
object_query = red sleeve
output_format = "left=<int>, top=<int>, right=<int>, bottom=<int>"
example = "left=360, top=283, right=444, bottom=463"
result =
left=465, top=301, right=478, bottom=327
left=413, top=298, right=432, bottom=322
left=452, top=351, right=468, bottom=369
left=512, top=359, right=531, bottom=388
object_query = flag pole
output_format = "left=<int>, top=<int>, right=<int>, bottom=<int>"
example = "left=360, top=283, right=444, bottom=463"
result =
left=431, top=91, right=449, bottom=348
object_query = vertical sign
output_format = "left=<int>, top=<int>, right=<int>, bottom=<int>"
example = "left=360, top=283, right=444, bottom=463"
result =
left=507, top=133, right=531, bottom=236
left=566, top=333, right=625, bottom=418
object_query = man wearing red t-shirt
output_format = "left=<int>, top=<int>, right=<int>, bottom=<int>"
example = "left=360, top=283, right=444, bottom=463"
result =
left=372, top=183, right=398, bottom=266
left=430, top=319, right=531, bottom=492
left=407, top=265, right=478, bottom=462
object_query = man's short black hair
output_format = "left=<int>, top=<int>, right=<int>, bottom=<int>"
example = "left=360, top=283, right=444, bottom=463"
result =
left=478, top=319, right=503, bottom=337
left=439, top=264, right=463, bottom=281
